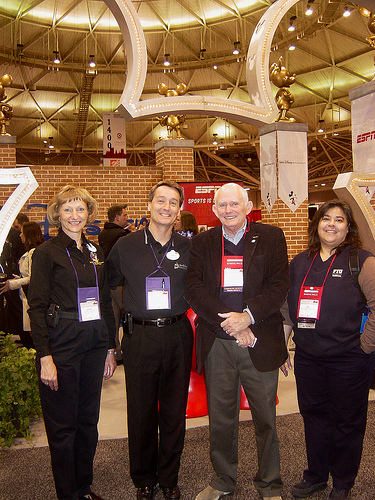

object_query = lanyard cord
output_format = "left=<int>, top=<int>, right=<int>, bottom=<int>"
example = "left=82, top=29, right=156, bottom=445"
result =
left=66, top=246, right=99, bottom=289
left=301, top=251, right=337, bottom=289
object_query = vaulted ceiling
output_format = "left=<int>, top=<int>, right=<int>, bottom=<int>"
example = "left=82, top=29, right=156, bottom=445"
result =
left=0, top=0, right=374, bottom=192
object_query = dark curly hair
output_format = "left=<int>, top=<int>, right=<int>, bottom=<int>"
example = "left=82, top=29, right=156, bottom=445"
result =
left=307, top=199, right=362, bottom=256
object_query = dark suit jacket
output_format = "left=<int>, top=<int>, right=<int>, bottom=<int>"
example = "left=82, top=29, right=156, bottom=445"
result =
left=185, top=222, right=289, bottom=373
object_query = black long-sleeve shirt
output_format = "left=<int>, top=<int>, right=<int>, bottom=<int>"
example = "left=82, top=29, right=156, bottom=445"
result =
left=28, top=230, right=116, bottom=357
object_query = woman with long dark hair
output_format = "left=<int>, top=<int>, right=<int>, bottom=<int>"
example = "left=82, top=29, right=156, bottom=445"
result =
left=0, top=221, right=44, bottom=348
left=282, top=200, right=375, bottom=500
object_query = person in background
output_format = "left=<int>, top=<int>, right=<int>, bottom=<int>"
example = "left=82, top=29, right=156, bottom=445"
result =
left=28, top=185, right=116, bottom=500
left=0, top=222, right=26, bottom=339
left=174, top=210, right=198, bottom=238
left=106, top=180, right=193, bottom=500
left=13, top=212, right=29, bottom=231
left=98, top=204, right=131, bottom=259
left=0, top=221, right=44, bottom=348
left=282, top=199, right=375, bottom=500
left=185, top=183, right=289, bottom=500
left=99, top=203, right=132, bottom=362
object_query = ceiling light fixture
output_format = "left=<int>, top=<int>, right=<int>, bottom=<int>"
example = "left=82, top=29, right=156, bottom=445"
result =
left=200, top=48, right=206, bottom=60
left=213, top=64, right=218, bottom=70
left=289, top=44, right=296, bottom=51
left=343, top=6, right=351, bottom=17
left=212, top=133, right=218, bottom=145
left=48, top=137, right=54, bottom=149
left=306, top=1, right=314, bottom=16
left=89, top=55, right=96, bottom=68
left=53, top=51, right=60, bottom=64
left=233, top=41, right=240, bottom=55
left=288, top=16, right=297, bottom=31
left=163, top=54, right=170, bottom=67
left=318, top=119, right=324, bottom=133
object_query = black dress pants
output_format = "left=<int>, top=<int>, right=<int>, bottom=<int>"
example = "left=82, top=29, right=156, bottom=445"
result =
left=37, top=319, right=108, bottom=500
left=294, top=345, right=373, bottom=490
left=123, top=316, right=193, bottom=488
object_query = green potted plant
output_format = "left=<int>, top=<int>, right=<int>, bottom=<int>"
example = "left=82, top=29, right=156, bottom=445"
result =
left=0, top=333, right=42, bottom=447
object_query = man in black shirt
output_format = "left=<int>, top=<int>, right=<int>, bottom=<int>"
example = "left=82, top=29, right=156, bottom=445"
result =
left=106, top=180, right=193, bottom=500
left=98, top=203, right=131, bottom=259
left=99, top=204, right=131, bottom=360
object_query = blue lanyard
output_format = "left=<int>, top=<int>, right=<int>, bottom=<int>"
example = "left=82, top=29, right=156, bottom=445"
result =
left=65, top=245, right=99, bottom=289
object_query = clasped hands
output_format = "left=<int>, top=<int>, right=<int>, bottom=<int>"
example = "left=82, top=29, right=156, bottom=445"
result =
left=218, top=311, right=256, bottom=348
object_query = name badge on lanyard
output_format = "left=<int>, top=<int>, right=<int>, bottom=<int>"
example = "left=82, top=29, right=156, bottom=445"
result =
left=221, top=255, right=243, bottom=292
left=78, top=286, right=101, bottom=322
left=297, top=252, right=336, bottom=330
left=146, top=276, right=171, bottom=310
left=145, top=231, right=172, bottom=310
left=66, top=247, right=101, bottom=323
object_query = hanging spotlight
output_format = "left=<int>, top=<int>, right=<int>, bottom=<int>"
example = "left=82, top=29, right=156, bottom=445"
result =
left=343, top=6, right=351, bottom=17
left=306, top=1, right=314, bottom=16
left=212, top=133, right=218, bottom=145
left=53, top=51, right=60, bottom=64
left=318, top=120, right=324, bottom=133
left=213, top=64, right=218, bottom=70
left=288, top=16, right=297, bottom=31
left=163, top=54, right=170, bottom=66
left=233, top=41, right=240, bottom=55
left=89, top=55, right=96, bottom=68
left=289, top=44, right=296, bottom=51
left=199, top=48, right=206, bottom=60
left=48, top=137, right=54, bottom=149
left=219, top=139, right=225, bottom=149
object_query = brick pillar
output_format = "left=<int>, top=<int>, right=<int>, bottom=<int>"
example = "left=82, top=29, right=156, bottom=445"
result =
left=155, top=139, right=195, bottom=183
left=259, top=123, right=309, bottom=261
left=0, top=136, right=17, bottom=204
left=0, top=135, right=16, bottom=168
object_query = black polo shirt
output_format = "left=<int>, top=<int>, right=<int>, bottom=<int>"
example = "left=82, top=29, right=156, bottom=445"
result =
left=106, top=226, right=191, bottom=319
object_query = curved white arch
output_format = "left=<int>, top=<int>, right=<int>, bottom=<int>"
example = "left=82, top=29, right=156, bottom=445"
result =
left=104, top=0, right=302, bottom=125
left=104, top=0, right=371, bottom=125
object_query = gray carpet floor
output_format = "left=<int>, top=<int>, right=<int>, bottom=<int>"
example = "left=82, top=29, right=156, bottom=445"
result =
left=1, top=402, right=375, bottom=500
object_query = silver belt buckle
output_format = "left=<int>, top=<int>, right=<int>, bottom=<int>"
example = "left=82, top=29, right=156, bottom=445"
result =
left=156, top=318, right=164, bottom=327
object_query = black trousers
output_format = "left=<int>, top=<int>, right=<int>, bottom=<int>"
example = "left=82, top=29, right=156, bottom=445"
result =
left=37, top=319, right=108, bottom=500
left=122, top=315, right=193, bottom=488
left=295, top=345, right=373, bottom=490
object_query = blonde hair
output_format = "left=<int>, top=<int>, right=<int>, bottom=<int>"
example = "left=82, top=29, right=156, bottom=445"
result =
left=47, top=185, right=97, bottom=227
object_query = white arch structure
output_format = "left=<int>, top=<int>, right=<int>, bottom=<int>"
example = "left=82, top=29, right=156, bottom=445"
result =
left=106, top=0, right=374, bottom=124
left=105, top=0, right=305, bottom=126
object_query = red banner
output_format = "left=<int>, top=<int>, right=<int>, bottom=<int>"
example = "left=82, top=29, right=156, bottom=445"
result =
left=180, top=182, right=261, bottom=230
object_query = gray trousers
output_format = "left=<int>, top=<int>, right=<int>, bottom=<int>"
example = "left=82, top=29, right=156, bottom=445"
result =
left=205, top=338, right=283, bottom=497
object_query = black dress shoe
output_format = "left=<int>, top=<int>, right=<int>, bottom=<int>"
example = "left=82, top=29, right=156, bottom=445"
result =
left=162, top=486, right=181, bottom=500
left=329, top=488, right=351, bottom=500
left=291, top=479, right=327, bottom=498
left=137, top=486, right=155, bottom=500
left=80, top=493, right=106, bottom=500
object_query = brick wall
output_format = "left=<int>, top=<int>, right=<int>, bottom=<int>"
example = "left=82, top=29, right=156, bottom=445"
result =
left=0, top=143, right=194, bottom=242
left=261, top=198, right=309, bottom=261
left=0, top=143, right=16, bottom=166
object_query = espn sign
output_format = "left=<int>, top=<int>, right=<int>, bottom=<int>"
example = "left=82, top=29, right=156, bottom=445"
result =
left=195, top=185, right=222, bottom=194
left=357, top=131, right=375, bottom=143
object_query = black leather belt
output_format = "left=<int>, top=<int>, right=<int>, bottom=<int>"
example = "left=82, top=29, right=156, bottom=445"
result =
left=60, top=311, right=79, bottom=320
left=132, top=313, right=185, bottom=327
